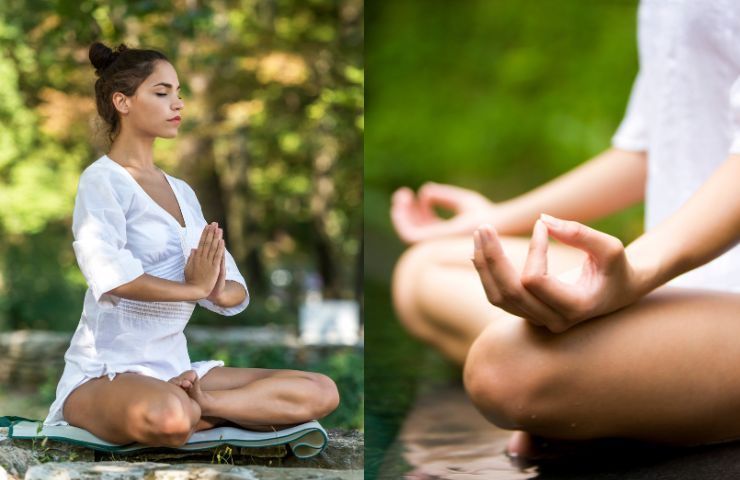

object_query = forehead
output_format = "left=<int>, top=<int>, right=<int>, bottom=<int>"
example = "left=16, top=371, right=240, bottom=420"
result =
left=147, top=61, right=180, bottom=88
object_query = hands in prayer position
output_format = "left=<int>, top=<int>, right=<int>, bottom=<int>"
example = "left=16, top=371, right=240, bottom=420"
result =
left=184, top=222, right=226, bottom=299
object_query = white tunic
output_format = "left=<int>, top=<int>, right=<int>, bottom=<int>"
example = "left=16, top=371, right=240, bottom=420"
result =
left=612, top=0, right=740, bottom=292
left=44, top=154, right=250, bottom=426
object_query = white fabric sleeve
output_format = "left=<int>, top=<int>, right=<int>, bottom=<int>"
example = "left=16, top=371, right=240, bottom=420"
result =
left=72, top=171, right=145, bottom=305
left=181, top=182, right=250, bottom=316
left=728, top=76, right=740, bottom=154
left=611, top=70, right=650, bottom=152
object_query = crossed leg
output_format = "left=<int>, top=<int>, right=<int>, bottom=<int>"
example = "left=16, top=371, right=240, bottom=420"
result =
left=63, top=367, right=339, bottom=446
left=175, top=367, right=339, bottom=431
left=392, top=235, right=586, bottom=365
left=392, top=235, right=740, bottom=450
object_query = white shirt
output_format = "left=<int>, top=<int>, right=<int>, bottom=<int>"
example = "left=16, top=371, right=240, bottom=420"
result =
left=44, top=154, right=250, bottom=426
left=612, top=0, right=740, bottom=291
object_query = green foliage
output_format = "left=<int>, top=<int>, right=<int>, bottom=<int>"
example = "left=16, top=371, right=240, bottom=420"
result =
left=0, top=1, right=363, bottom=328
left=366, top=0, right=643, bottom=246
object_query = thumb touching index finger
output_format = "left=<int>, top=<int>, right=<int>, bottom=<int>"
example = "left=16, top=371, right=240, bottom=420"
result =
left=539, top=214, right=624, bottom=265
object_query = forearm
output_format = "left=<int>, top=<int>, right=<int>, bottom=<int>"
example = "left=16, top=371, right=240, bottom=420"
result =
left=626, top=154, right=740, bottom=294
left=209, top=280, right=248, bottom=308
left=108, top=274, right=206, bottom=302
left=494, top=148, right=647, bottom=235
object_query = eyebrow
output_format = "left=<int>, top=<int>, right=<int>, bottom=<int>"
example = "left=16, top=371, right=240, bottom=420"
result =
left=152, top=82, right=180, bottom=90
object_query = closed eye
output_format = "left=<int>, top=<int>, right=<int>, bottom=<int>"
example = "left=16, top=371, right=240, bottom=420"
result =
left=156, top=93, right=183, bottom=99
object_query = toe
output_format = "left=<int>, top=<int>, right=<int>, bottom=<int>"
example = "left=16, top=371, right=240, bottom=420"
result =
left=507, top=431, right=535, bottom=458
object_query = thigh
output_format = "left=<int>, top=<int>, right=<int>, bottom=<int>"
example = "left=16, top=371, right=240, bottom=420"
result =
left=199, top=366, right=317, bottom=391
left=470, top=287, right=740, bottom=445
left=63, top=372, right=193, bottom=444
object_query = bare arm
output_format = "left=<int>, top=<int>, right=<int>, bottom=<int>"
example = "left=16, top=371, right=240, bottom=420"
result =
left=472, top=154, right=740, bottom=333
left=627, top=154, right=740, bottom=294
left=208, top=280, right=248, bottom=308
left=109, top=274, right=207, bottom=302
left=392, top=147, right=646, bottom=243
left=494, top=147, right=647, bottom=235
left=109, top=223, right=226, bottom=303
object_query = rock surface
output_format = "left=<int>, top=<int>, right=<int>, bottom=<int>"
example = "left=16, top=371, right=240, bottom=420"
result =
left=24, top=462, right=363, bottom=479
left=0, top=429, right=362, bottom=478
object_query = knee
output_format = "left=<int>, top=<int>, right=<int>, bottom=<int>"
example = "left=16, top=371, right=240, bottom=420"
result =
left=463, top=320, right=555, bottom=430
left=307, top=373, right=340, bottom=420
left=391, top=242, right=438, bottom=337
left=140, top=392, right=199, bottom=447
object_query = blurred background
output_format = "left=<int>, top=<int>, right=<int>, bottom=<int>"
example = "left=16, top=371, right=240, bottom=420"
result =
left=365, top=0, right=643, bottom=477
left=0, top=0, right=363, bottom=432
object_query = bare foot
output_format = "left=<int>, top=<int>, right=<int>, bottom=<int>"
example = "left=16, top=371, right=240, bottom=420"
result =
left=182, top=372, right=217, bottom=416
left=507, top=430, right=537, bottom=459
left=168, top=369, right=197, bottom=389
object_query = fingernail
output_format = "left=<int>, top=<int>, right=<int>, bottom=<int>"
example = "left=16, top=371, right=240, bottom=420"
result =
left=473, top=231, right=481, bottom=251
left=540, top=213, right=561, bottom=228
left=479, top=224, right=493, bottom=242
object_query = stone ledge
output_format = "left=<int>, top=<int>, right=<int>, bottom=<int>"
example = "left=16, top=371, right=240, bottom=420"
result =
left=23, top=462, right=363, bottom=479
left=0, top=429, right=362, bottom=478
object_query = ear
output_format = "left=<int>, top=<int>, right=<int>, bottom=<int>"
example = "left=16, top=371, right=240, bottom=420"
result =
left=111, top=92, right=129, bottom=115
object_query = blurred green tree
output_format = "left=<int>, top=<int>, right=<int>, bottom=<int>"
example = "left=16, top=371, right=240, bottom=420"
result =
left=0, top=0, right=363, bottom=330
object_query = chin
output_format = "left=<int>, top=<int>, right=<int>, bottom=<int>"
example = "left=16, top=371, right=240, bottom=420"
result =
left=160, top=130, right=179, bottom=139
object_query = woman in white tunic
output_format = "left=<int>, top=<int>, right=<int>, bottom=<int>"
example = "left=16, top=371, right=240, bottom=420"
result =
left=391, top=0, right=740, bottom=460
left=44, top=42, right=339, bottom=447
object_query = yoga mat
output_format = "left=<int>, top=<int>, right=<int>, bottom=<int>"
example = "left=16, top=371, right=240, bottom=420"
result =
left=0, top=416, right=328, bottom=459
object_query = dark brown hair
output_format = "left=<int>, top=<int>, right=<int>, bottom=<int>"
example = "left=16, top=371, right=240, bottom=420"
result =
left=89, top=42, right=169, bottom=144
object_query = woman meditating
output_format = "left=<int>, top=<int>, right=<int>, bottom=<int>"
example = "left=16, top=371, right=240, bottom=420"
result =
left=43, top=42, right=339, bottom=447
left=391, top=0, right=740, bottom=460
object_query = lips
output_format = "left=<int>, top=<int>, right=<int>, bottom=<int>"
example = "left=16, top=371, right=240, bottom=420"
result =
left=168, top=116, right=181, bottom=122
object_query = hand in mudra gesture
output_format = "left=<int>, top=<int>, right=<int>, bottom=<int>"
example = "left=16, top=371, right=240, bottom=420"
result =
left=391, top=182, right=499, bottom=244
left=185, top=222, right=225, bottom=298
left=472, top=214, right=641, bottom=333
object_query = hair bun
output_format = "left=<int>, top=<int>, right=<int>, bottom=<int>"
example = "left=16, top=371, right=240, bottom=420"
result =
left=89, top=42, right=128, bottom=76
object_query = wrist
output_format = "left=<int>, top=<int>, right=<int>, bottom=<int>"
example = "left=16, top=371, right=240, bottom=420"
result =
left=624, top=240, right=671, bottom=296
left=488, top=201, right=532, bottom=236
left=184, top=282, right=210, bottom=301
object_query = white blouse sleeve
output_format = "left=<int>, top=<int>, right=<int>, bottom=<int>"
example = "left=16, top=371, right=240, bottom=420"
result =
left=72, top=170, right=145, bottom=305
left=182, top=183, right=250, bottom=316
left=728, top=76, right=740, bottom=154
left=611, top=70, right=650, bottom=152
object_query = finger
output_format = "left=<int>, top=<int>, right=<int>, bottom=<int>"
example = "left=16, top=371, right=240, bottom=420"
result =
left=522, top=219, right=549, bottom=279
left=473, top=226, right=534, bottom=320
left=418, top=182, right=476, bottom=211
left=472, top=230, right=504, bottom=306
left=522, top=272, right=590, bottom=323
left=214, top=239, right=225, bottom=266
left=540, top=214, right=624, bottom=266
left=390, top=189, right=421, bottom=243
left=210, top=227, right=223, bottom=256
left=202, top=224, right=217, bottom=260
left=391, top=187, right=415, bottom=205
left=418, top=182, right=463, bottom=212
left=476, top=225, right=557, bottom=325
left=199, top=223, right=213, bottom=250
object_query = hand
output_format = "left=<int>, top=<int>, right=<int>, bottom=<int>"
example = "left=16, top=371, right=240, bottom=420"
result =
left=184, top=222, right=225, bottom=298
left=472, top=215, right=641, bottom=333
left=206, top=245, right=226, bottom=302
left=391, top=182, right=498, bottom=244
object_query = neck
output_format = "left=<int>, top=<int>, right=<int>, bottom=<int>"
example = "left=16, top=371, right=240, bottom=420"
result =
left=107, top=127, right=157, bottom=171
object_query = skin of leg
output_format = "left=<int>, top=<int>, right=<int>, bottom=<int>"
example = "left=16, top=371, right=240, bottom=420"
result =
left=190, top=367, right=340, bottom=429
left=63, top=372, right=201, bottom=447
left=391, top=235, right=586, bottom=364
left=464, top=287, right=740, bottom=446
